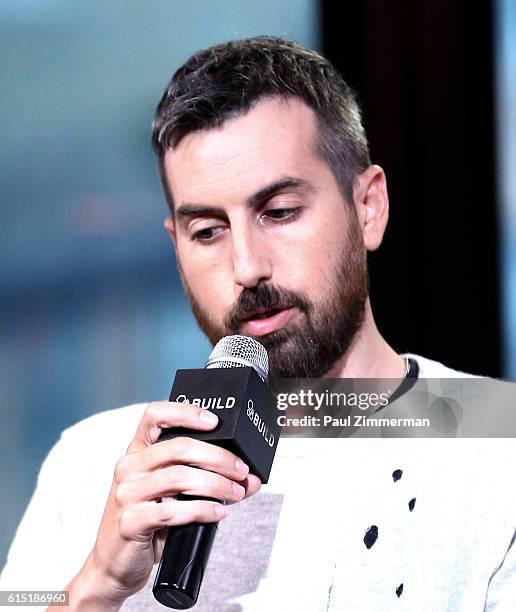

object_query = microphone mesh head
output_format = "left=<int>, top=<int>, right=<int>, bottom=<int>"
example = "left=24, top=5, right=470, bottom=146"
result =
left=205, top=335, right=269, bottom=381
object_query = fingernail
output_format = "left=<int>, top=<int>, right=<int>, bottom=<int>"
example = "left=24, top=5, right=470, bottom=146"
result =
left=215, top=504, right=228, bottom=518
left=235, top=458, right=249, bottom=475
left=233, top=482, right=246, bottom=497
left=199, top=410, right=218, bottom=425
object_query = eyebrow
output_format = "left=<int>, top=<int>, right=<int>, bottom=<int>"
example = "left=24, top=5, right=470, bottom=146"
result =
left=175, top=176, right=315, bottom=220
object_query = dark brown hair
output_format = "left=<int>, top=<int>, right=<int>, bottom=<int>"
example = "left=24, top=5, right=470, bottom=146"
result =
left=152, top=36, right=371, bottom=209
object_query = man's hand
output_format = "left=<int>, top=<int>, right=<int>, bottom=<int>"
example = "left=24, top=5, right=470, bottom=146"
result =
left=59, top=401, right=261, bottom=611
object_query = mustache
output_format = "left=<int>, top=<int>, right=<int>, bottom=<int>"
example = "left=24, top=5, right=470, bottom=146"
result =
left=224, top=284, right=311, bottom=332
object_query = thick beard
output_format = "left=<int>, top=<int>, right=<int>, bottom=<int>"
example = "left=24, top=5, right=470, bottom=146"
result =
left=178, top=211, right=369, bottom=384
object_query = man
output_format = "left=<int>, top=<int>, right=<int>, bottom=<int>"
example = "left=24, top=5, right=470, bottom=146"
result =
left=2, top=36, right=516, bottom=611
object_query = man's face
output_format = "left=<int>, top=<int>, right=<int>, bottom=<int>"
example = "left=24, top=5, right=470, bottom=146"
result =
left=163, top=96, right=369, bottom=382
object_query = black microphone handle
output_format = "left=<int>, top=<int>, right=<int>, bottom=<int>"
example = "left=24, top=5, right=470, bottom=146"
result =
left=153, top=495, right=219, bottom=609
left=151, top=362, right=278, bottom=609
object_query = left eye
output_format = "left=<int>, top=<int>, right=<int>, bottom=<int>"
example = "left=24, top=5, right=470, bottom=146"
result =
left=261, top=208, right=300, bottom=222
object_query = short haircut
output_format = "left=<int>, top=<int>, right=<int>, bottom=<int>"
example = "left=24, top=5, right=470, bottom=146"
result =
left=152, top=35, right=371, bottom=210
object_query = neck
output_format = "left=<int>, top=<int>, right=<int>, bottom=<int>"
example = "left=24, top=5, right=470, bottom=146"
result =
left=325, top=298, right=406, bottom=379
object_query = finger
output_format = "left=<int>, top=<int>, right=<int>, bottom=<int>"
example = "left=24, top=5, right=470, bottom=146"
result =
left=242, top=473, right=262, bottom=498
left=118, top=436, right=249, bottom=483
left=127, top=401, right=219, bottom=452
left=119, top=499, right=228, bottom=540
left=152, top=527, right=168, bottom=562
left=115, top=464, right=247, bottom=506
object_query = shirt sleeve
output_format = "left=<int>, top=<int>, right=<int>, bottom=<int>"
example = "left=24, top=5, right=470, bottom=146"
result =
left=0, top=435, right=73, bottom=593
left=0, top=404, right=146, bottom=612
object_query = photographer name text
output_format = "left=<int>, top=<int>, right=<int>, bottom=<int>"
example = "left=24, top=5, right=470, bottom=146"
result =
left=277, top=414, right=431, bottom=428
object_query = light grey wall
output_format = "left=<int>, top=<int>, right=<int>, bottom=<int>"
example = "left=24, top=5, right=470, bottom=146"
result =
left=0, top=0, right=320, bottom=570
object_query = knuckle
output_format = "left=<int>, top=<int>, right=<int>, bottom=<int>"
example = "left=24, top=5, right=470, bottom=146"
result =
left=114, top=455, right=130, bottom=483
left=195, top=509, right=207, bottom=523
left=169, top=463, right=188, bottom=483
left=158, top=500, right=176, bottom=525
left=118, top=508, right=135, bottom=540
left=144, top=401, right=160, bottom=422
left=196, top=473, right=216, bottom=497
left=170, top=436, right=192, bottom=458
left=203, top=503, right=220, bottom=522
left=210, top=473, right=227, bottom=496
left=214, top=445, right=232, bottom=465
left=189, top=503, right=206, bottom=522
left=113, top=482, right=129, bottom=508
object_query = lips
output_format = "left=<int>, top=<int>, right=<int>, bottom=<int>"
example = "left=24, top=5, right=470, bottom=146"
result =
left=242, top=307, right=285, bottom=320
left=240, top=306, right=296, bottom=336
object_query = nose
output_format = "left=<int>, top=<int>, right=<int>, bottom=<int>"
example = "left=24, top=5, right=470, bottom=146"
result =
left=231, top=223, right=272, bottom=289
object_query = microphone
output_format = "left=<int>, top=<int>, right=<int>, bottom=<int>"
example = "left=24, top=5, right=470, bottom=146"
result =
left=152, top=335, right=280, bottom=609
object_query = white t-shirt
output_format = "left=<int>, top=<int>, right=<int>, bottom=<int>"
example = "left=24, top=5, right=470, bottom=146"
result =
left=2, top=354, right=516, bottom=611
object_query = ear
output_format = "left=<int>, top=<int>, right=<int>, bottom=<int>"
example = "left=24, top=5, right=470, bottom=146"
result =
left=353, top=164, right=389, bottom=252
left=163, top=217, right=177, bottom=251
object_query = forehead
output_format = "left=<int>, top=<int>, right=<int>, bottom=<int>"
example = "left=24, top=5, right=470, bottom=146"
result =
left=163, top=96, right=323, bottom=204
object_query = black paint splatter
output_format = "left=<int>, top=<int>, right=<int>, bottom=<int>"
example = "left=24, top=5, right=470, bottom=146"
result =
left=408, top=497, right=416, bottom=512
left=392, top=469, right=403, bottom=482
left=396, top=583, right=404, bottom=597
left=363, top=525, right=378, bottom=549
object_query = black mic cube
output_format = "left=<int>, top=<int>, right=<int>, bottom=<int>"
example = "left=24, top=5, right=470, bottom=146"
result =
left=159, top=366, right=280, bottom=483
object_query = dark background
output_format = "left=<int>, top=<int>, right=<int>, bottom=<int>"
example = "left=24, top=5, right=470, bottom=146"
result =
left=323, top=0, right=502, bottom=377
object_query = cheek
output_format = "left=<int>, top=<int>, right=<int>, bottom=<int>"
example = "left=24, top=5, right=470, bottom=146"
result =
left=178, top=248, right=235, bottom=314
left=274, top=229, right=342, bottom=295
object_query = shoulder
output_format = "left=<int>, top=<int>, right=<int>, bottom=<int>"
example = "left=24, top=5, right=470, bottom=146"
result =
left=401, top=352, right=516, bottom=438
left=402, top=353, right=486, bottom=378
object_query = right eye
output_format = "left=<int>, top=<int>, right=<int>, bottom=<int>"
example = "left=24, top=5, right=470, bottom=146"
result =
left=190, top=226, right=224, bottom=243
